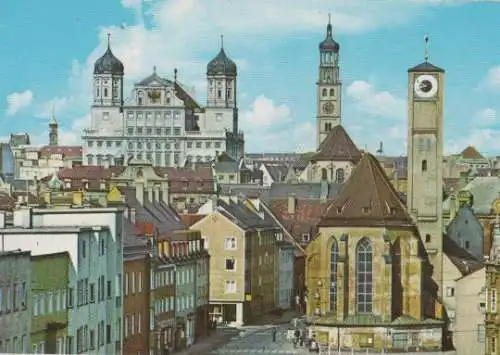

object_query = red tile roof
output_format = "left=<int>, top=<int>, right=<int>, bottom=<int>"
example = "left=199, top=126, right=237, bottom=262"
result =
left=312, top=125, right=361, bottom=162
left=179, top=213, right=206, bottom=227
left=460, top=146, right=484, bottom=160
left=40, top=165, right=215, bottom=194
left=39, top=145, right=82, bottom=158
left=267, top=199, right=331, bottom=242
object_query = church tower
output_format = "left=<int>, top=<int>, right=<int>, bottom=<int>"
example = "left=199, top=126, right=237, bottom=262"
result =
left=407, top=36, right=445, bottom=294
left=317, top=14, right=341, bottom=149
left=49, top=117, right=58, bottom=147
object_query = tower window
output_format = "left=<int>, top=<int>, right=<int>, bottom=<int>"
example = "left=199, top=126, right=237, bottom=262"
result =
left=425, top=234, right=431, bottom=243
left=421, top=159, right=428, bottom=172
left=330, top=88, right=335, bottom=96
left=104, top=88, right=108, bottom=97
left=325, top=123, right=332, bottom=132
left=321, top=168, right=328, bottom=181
left=217, top=90, right=222, bottom=99
left=322, top=88, right=327, bottom=97
left=96, top=88, right=100, bottom=97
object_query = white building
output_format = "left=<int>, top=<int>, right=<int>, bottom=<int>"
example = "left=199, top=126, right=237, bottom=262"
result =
left=82, top=37, right=244, bottom=167
left=0, top=204, right=124, bottom=355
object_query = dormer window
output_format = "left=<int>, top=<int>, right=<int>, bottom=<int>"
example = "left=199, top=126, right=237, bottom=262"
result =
left=302, top=234, right=310, bottom=243
left=336, top=207, right=342, bottom=214
left=362, top=207, right=371, bottom=214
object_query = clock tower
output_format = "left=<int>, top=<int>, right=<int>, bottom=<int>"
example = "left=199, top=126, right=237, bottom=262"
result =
left=407, top=37, right=445, bottom=295
left=316, top=14, right=341, bottom=149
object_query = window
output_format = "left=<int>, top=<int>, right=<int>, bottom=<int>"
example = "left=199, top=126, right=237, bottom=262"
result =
left=335, top=168, right=345, bottom=184
left=225, top=280, right=236, bottom=293
left=106, top=324, right=111, bottom=344
left=132, top=272, right=136, bottom=294
left=107, top=280, right=112, bottom=299
left=356, top=238, right=373, bottom=314
left=225, top=238, right=236, bottom=250
left=90, top=283, right=95, bottom=303
left=104, top=88, right=108, bottom=97
left=89, top=329, right=95, bottom=350
left=138, top=272, right=142, bottom=293
left=324, top=123, right=332, bottom=131
left=321, top=168, right=328, bottom=180
left=490, top=337, right=497, bottom=354
left=225, top=258, right=235, bottom=271
left=131, top=314, right=135, bottom=335
left=322, top=88, right=327, bottom=97
left=425, top=234, right=431, bottom=243
left=445, top=287, right=454, bottom=297
left=421, top=159, right=427, bottom=172
left=330, top=238, right=338, bottom=312
left=100, top=237, right=105, bottom=255
left=491, top=289, right=497, bottom=313
left=330, top=88, right=335, bottom=96
left=465, top=240, right=470, bottom=249
left=478, top=324, right=485, bottom=342
left=124, top=315, right=129, bottom=338
left=174, top=127, right=181, bottom=136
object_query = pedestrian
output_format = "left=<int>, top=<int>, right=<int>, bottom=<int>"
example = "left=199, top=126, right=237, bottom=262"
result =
left=272, top=327, right=277, bottom=342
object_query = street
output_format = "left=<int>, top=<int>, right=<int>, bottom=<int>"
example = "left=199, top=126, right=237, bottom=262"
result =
left=210, top=322, right=311, bottom=355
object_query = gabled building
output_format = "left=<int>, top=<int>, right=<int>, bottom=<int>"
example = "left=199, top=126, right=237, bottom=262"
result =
left=306, top=153, right=444, bottom=351
left=446, top=205, right=484, bottom=260
left=260, top=163, right=288, bottom=186
left=191, top=197, right=279, bottom=325
left=299, top=125, right=361, bottom=183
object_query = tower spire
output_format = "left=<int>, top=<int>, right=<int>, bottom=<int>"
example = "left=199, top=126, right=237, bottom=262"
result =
left=424, top=35, right=429, bottom=62
left=107, top=32, right=111, bottom=48
left=326, top=13, right=333, bottom=37
left=220, top=34, right=224, bottom=50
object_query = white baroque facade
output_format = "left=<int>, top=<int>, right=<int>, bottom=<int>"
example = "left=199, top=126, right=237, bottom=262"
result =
left=82, top=39, right=244, bottom=167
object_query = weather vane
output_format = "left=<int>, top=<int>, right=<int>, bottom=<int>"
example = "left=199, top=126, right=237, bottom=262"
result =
left=424, top=35, right=429, bottom=62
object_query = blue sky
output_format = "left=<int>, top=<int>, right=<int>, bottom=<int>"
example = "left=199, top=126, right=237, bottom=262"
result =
left=1, top=0, right=500, bottom=155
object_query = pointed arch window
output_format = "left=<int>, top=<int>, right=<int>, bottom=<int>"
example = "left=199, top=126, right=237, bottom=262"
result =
left=335, top=168, right=345, bottom=184
left=330, top=239, right=339, bottom=312
left=356, top=238, right=373, bottom=314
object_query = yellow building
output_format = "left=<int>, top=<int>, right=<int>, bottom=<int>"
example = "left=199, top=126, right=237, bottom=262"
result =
left=191, top=197, right=279, bottom=325
left=305, top=153, right=444, bottom=352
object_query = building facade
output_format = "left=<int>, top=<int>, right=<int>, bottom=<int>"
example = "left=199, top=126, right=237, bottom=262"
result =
left=0, top=250, right=31, bottom=354
left=30, top=252, right=70, bottom=354
left=82, top=38, right=244, bottom=166
left=0, top=202, right=124, bottom=355
left=192, top=197, right=278, bottom=325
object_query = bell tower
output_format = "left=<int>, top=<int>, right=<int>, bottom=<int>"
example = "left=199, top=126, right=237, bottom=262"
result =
left=407, top=36, right=445, bottom=294
left=316, top=13, right=341, bottom=149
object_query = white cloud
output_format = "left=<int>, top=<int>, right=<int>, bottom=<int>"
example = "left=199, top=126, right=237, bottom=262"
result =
left=245, top=121, right=316, bottom=152
left=481, top=66, right=500, bottom=90
left=474, top=108, right=497, bottom=125
left=241, top=95, right=291, bottom=129
left=6, top=90, right=33, bottom=116
left=36, top=96, right=74, bottom=119
left=346, top=80, right=405, bottom=119
left=447, top=128, right=500, bottom=155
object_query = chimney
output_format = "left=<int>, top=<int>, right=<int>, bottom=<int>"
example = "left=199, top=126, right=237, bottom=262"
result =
left=135, top=181, right=144, bottom=205
left=288, top=194, right=296, bottom=214
left=161, top=178, right=169, bottom=205
left=130, top=208, right=136, bottom=224
left=147, top=186, right=153, bottom=202
left=320, top=180, right=329, bottom=202
left=154, top=185, right=160, bottom=203
left=211, top=195, right=217, bottom=212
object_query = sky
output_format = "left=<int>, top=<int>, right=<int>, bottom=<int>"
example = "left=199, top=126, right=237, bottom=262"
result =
left=1, top=0, right=500, bottom=156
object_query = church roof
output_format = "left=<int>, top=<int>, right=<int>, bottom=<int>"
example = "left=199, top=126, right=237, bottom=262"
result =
left=408, top=61, right=444, bottom=73
left=318, top=153, right=413, bottom=228
left=460, top=145, right=485, bottom=160
left=312, top=125, right=361, bottom=163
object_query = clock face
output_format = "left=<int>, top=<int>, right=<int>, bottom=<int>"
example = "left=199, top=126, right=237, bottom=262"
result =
left=414, top=74, right=438, bottom=99
left=322, top=102, right=334, bottom=115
